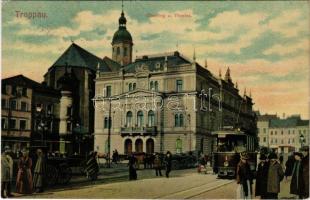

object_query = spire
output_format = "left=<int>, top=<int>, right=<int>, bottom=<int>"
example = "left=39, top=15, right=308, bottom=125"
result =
left=205, top=59, right=208, bottom=68
left=249, top=89, right=252, bottom=98
left=219, top=68, right=222, bottom=78
left=244, top=87, right=247, bottom=97
left=193, top=47, right=196, bottom=62
left=119, top=1, right=127, bottom=28
left=225, top=67, right=232, bottom=82
left=235, top=81, right=238, bottom=89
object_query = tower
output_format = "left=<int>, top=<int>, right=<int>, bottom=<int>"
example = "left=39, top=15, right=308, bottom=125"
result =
left=112, top=9, right=133, bottom=66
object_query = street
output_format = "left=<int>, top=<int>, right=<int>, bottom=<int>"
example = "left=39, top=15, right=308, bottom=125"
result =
left=13, top=167, right=295, bottom=199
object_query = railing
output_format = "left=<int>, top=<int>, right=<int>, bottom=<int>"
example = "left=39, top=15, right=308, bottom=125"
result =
left=120, top=126, right=158, bottom=135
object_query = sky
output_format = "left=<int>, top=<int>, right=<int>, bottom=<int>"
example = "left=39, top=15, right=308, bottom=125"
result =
left=2, top=1, right=309, bottom=119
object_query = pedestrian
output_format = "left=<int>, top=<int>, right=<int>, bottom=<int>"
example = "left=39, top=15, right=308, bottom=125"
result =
left=114, top=149, right=119, bottom=164
left=16, top=148, right=33, bottom=194
left=154, top=153, right=162, bottom=176
left=266, top=152, right=284, bottom=199
left=33, top=149, right=46, bottom=193
left=128, top=154, right=137, bottom=180
left=164, top=151, right=172, bottom=178
left=300, top=146, right=309, bottom=199
left=255, top=154, right=269, bottom=199
left=289, top=152, right=304, bottom=199
left=1, top=146, right=14, bottom=198
left=285, top=152, right=295, bottom=178
left=85, top=151, right=99, bottom=180
left=236, top=151, right=253, bottom=199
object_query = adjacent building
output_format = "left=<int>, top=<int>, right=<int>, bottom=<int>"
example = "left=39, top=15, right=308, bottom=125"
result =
left=257, top=113, right=309, bottom=153
left=93, top=10, right=257, bottom=156
left=1, top=75, right=60, bottom=153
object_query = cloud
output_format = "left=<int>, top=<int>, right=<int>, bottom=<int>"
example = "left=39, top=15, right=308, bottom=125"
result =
left=263, top=39, right=309, bottom=56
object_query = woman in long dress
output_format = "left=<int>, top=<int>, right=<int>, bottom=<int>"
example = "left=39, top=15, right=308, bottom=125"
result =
left=16, top=149, right=33, bottom=194
left=33, top=149, right=46, bottom=192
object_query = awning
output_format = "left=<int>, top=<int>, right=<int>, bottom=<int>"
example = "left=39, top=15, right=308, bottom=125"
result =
left=212, top=130, right=245, bottom=138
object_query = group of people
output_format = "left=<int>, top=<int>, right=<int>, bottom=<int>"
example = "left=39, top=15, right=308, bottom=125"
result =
left=1, top=146, right=45, bottom=198
left=128, top=151, right=173, bottom=180
left=236, top=146, right=309, bottom=199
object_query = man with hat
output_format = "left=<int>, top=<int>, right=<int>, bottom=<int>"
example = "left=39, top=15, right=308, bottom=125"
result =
left=1, top=146, right=14, bottom=198
left=300, top=146, right=309, bottom=198
left=289, top=151, right=304, bottom=198
left=236, top=151, right=253, bottom=199
left=266, top=152, right=284, bottom=199
left=255, top=154, right=269, bottom=199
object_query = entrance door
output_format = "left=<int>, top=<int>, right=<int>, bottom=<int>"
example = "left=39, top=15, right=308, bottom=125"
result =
left=135, top=139, right=143, bottom=153
left=146, top=138, right=154, bottom=154
left=124, top=139, right=132, bottom=155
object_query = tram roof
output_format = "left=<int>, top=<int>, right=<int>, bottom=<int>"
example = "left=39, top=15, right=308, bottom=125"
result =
left=212, top=130, right=245, bottom=136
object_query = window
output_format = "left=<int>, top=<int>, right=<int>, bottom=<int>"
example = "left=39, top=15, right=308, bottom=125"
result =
left=124, top=47, right=127, bottom=56
left=176, top=80, right=183, bottom=92
left=292, top=138, right=295, bottom=143
left=9, top=119, right=16, bottom=129
left=176, top=138, right=182, bottom=153
left=11, top=86, right=17, bottom=95
left=270, top=131, right=273, bottom=135
left=303, top=130, right=306, bottom=134
left=288, top=130, right=290, bottom=134
left=126, top=111, right=132, bottom=127
left=275, top=139, right=277, bottom=143
left=20, top=120, right=26, bottom=130
left=150, top=81, right=154, bottom=91
left=104, top=117, right=110, bottom=129
left=129, top=83, right=132, bottom=91
left=66, top=122, right=71, bottom=132
left=263, top=128, right=266, bottom=134
left=275, top=131, right=277, bottom=135
left=271, top=139, right=273, bottom=144
left=2, top=99, right=7, bottom=108
left=11, top=100, right=17, bottom=110
left=174, top=113, right=184, bottom=127
left=137, top=111, right=144, bottom=127
left=155, top=81, right=159, bottom=91
left=22, top=87, right=27, bottom=96
left=66, top=106, right=72, bottom=116
left=148, top=110, right=155, bottom=126
left=133, top=83, right=136, bottom=90
left=263, top=137, right=266, bottom=142
left=21, top=102, right=27, bottom=111
left=117, top=47, right=120, bottom=55
left=106, top=86, right=112, bottom=97
left=2, top=85, right=7, bottom=94
left=288, top=139, right=290, bottom=144
left=281, top=139, right=284, bottom=144
left=1, top=118, right=6, bottom=129
left=281, top=131, right=283, bottom=135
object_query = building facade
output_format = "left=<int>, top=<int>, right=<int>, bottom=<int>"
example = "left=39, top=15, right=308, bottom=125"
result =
left=1, top=75, right=60, bottom=154
left=93, top=10, right=257, bottom=157
left=257, top=114, right=309, bottom=153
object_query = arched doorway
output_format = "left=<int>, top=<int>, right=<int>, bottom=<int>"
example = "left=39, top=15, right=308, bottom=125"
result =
left=146, top=138, right=154, bottom=154
left=135, top=139, right=143, bottom=153
left=124, top=139, right=132, bottom=155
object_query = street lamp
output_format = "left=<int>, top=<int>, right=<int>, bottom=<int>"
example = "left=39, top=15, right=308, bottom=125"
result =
left=36, top=106, right=48, bottom=146
left=300, top=134, right=305, bottom=149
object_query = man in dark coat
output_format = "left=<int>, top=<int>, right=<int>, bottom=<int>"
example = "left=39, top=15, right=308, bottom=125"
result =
left=85, top=152, right=99, bottom=180
left=236, top=151, right=253, bottom=199
left=255, top=154, right=269, bottom=199
left=164, top=151, right=172, bottom=178
left=301, top=146, right=309, bottom=198
left=266, top=152, right=284, bottom=199
left=128, top=154, right=137, bottom=180
left=289, top=152, right=305, bottom=198
left=285, top=152, right=295, bottom=178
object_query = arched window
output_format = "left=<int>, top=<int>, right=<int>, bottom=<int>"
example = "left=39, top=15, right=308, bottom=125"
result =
left=133, top=83, right=136, bottom=90
left=175, top=114, right=179, bottom=127
left=146, top=138, right=154, bottom=154
left=129, top=83, right=132, bottom=91
left=117, top=47, right=120, bottom=55
left=154, top=81, right=159, bottom=91
left=126, top=111, right=133, bottom=127
left=135, top=139, right=143, bottom=153
left=150, top=81, right=154, bottom=91
left=124, top=47, right=128, bottom=56
left=137, top=111, right=144, bottom=127
left=104, top=117, right=109, bottom=129
left=124, top=139, right=132, bottom=155
left=148, top=110, right=155, bottom=127
left=179, top=114, right=184, bottom=127
left=176, top=138, right=182, bottom=153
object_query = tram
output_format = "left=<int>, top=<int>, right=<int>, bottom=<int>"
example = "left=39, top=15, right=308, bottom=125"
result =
left=212, top=127, right=257, bottom=178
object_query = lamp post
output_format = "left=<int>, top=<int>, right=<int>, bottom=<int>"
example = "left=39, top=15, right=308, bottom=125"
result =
left=107, top=98, right=112, bottom=168
left=36, top=106, right=48, bottom=146
left=300, top=134, right=305, bottom=149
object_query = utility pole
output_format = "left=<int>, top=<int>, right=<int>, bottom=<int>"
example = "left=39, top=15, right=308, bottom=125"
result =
left=107, top=98, right=112, bottom=168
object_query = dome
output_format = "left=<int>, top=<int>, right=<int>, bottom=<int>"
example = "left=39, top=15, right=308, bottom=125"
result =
left=112, top=27, right=133, bottom=44
left=119, top=11, right=127, bottom=25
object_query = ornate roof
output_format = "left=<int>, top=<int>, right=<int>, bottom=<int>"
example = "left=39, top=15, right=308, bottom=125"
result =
left=112, top=11, right=132, bottom=45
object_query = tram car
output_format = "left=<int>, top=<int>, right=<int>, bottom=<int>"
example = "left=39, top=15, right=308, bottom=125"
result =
left=212, top=128, right=257, bottom=178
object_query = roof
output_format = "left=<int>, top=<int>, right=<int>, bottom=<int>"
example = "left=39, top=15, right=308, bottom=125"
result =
left=51, top=43, right=107, bottom=72
left=124, top=51, right=191, bottom=73
left=112, top=26, right=133, bottom=44
left=258, top=114, right=279, bottom=121
left=269, top=116, right=309, bottom=128
left=102, top=56, right=122, bottom=71
left=2, top=75, right=60, bottom=95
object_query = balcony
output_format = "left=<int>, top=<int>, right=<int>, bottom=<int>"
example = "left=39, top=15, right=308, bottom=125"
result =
left=120, top=126, right=158, bottom=136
